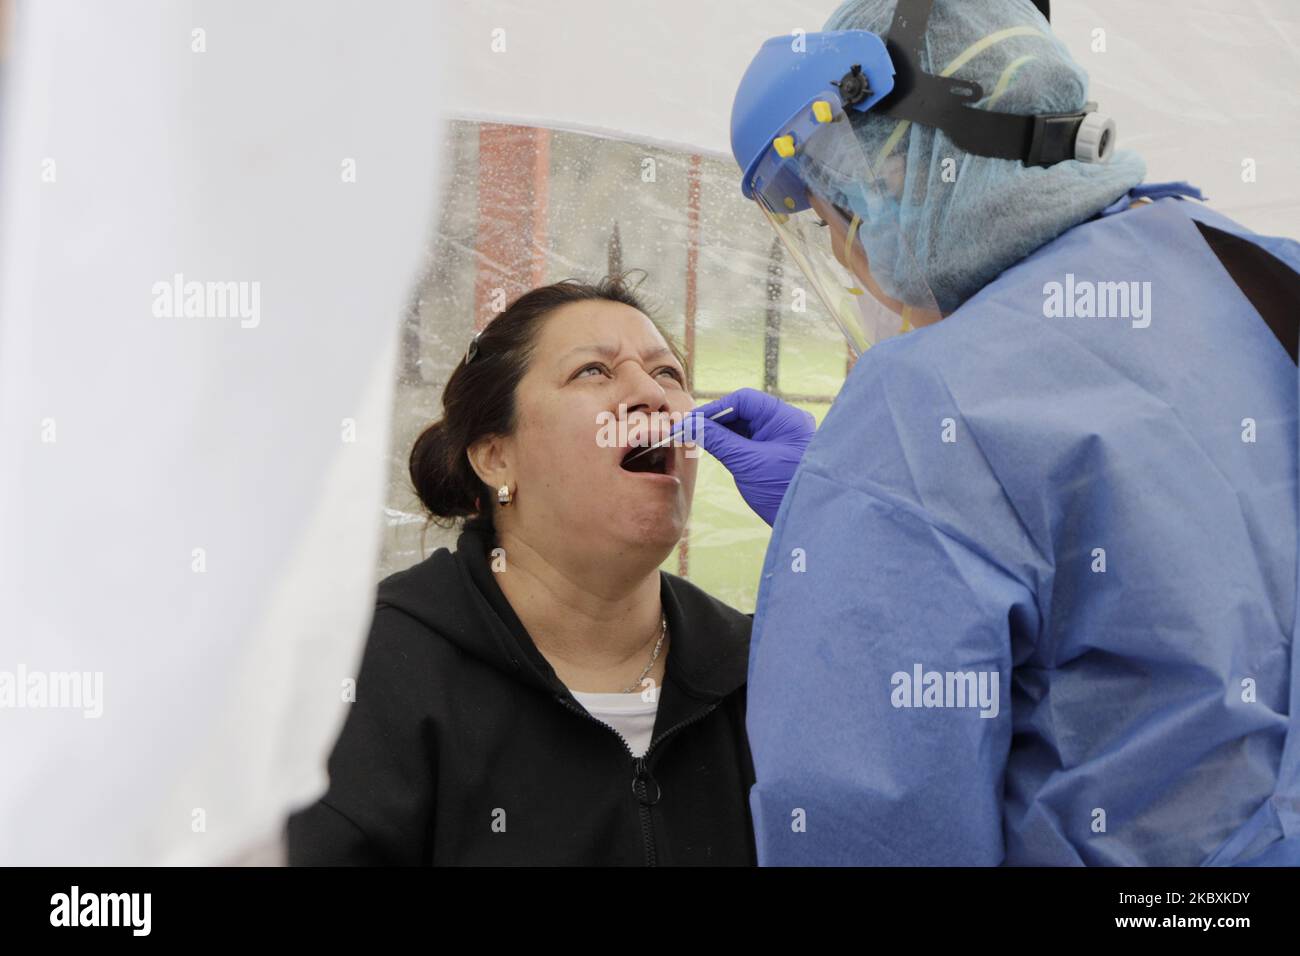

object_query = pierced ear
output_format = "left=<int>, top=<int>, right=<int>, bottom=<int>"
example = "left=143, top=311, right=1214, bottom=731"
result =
left=466, top=435, right=510, bottom=490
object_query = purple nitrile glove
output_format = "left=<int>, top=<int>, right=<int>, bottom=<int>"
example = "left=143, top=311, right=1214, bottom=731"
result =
left=687, top=387, right=816, bottom=526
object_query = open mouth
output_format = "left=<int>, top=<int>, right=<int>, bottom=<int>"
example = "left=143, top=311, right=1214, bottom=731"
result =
left=620, top=444, right=672, bottom=476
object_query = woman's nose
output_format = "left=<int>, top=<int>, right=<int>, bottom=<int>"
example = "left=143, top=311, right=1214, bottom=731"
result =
left=618, top=363, right=670, bottom=414
left=617, top=365, right=673, bottom=444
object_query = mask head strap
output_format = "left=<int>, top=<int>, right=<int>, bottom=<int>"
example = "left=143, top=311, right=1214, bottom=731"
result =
left=876, top=0, right=1097, bottom=167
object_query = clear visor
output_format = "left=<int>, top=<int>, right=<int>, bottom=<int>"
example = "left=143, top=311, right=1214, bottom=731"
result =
left=751, top=112, right=942, bottom=355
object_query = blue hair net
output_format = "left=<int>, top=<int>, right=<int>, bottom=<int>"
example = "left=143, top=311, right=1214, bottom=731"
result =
left=807, top=0, right=1146, bottom=313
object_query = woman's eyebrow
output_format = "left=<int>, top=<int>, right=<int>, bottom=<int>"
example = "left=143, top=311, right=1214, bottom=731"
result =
left=557, top=344, right=675, bottom=365
left=557, top=343, right=619, bottom=366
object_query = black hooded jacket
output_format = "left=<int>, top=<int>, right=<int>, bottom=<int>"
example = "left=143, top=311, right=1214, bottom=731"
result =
left=286, top=524, right=757, bottom=866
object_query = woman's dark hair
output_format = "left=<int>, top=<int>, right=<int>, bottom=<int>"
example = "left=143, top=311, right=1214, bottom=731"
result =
left=409, top=271, right=685, bottom=535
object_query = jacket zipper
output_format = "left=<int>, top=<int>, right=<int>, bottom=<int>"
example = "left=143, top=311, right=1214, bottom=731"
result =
left=632, top=755, right=658, bottom=867
left=555, top=692, right=723, bottom=867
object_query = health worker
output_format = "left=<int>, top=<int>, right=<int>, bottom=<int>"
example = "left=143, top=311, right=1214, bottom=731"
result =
left=688, top=0, right=1300, bottom=865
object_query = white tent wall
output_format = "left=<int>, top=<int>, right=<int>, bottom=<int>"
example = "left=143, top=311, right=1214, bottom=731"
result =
left=0, top=1, right=445, bottom=865
left=443, top=0, right=1300, bottom=235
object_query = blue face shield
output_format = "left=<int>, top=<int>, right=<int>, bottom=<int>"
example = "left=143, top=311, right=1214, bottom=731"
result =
left=731, top=0, right=1146, bottom=353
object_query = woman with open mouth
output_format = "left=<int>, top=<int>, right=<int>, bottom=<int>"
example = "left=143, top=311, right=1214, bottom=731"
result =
left=287, top=274, right=757, bottom=866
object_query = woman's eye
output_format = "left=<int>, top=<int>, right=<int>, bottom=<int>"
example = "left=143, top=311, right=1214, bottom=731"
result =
left=576, top=363, right=609, bottom=379
left=656, top=367, right=684, bottom=383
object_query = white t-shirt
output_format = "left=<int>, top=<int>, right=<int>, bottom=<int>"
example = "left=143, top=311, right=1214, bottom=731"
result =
left=570, top=685, right=660, bottom=758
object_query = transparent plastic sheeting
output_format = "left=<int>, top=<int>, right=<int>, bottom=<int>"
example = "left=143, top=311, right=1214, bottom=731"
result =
left=384, top=120, right=853, bottom=613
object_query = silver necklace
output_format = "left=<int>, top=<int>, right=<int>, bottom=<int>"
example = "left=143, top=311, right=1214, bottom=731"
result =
left=620, top=613, right=667, bottom=694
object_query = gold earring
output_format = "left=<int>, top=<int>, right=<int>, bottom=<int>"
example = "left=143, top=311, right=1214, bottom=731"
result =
left=497, top=484, right=513, bottom=506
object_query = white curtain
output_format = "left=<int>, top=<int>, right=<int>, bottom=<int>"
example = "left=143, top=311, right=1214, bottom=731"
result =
left=0, top=0, right=445, bottom=865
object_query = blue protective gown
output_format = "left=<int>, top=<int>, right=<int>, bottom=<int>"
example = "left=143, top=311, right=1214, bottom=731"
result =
left=747, top=184, right=1300, bottom=865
